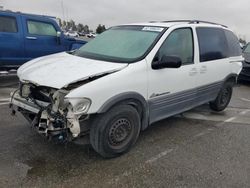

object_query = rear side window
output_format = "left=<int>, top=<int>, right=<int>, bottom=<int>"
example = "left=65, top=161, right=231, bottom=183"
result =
left=27, top=20, right=57, bottom=36
left=196, top=27, right=228, bottom=62
left=156, top=28, right=194, bottom=65
left=224, top=30, right=241, bottom=57
left=0, top=16, right=17, bottom=33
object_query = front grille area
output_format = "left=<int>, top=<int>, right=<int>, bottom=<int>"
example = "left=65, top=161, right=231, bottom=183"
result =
left=30, top=87, right=52, bottom=103
left=20, top=82, right=52, bottom=103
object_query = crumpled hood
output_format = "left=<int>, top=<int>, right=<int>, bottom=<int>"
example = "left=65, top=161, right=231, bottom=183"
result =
left=18, top=52, right=128, bottom=89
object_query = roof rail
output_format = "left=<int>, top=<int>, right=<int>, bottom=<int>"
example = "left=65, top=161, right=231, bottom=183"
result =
left=0, top=10, right=56, bottom=19
left=188, top=20, right=227, bottom=28
left=149, top=20, right=227, bottom=28
left=150, top=20, right=193, bottom=23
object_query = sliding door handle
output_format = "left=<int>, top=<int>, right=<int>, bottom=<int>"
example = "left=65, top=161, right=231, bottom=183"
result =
left=189, top=68, right=198, bottom=76
left=200, top=66, right=207, bottom=73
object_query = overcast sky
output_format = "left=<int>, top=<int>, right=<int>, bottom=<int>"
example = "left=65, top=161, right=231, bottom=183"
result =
left=1, top=0, right=249, bottom=40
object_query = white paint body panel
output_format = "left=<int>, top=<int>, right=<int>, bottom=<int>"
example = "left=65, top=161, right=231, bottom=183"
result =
left=229, top=56, right=244, bottom=75
left=17, top=52, right=128, bottom=89
left=192, top=27, right=243, bottom=86
left=146, top=25, right=198, bottom=98
left=66, top=60, right=148, bottom=113
left=196, top=59, right=231, bottom=87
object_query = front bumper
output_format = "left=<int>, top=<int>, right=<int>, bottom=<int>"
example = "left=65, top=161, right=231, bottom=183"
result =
left=10, top=90, right=84, bottom=142
left=10, top=91, right=40, bottom=114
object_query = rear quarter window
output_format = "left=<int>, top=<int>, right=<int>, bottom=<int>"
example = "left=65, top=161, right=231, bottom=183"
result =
left=224, top=30, right=241, bottom=57
left=0, top=16, right=18, bottom=33
left=196, top=27, right=228, bottom=62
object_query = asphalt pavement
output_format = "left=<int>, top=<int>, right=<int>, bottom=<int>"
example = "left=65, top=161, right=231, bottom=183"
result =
left=0, top=77, right=250, bottom=188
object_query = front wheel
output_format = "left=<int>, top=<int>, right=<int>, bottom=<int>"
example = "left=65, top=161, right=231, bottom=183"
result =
left=90, top=104, right=141, bottom=158
left=209, top=82, right=233, bottom=111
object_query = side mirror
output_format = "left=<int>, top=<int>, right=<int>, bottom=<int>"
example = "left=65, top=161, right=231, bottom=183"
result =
left=152, top=55, right=182, bottom=69
left=56, top=31, right=61, bottom=37
left=56, top=31, right=61, bottom=44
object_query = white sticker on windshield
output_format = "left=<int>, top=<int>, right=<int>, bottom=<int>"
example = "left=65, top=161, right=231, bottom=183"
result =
left=142, top=27, right=164, bottom=32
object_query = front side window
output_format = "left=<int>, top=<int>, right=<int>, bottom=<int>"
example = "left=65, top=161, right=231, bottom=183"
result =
left=27, top=20, right=57, bottom=36
left=156, top=28, right=194, bottom=65
left=75, top=26, right=165, bottom=63
left=197, top=27, right=228, bottom=62
left=0, top=16, right=17, bottom=33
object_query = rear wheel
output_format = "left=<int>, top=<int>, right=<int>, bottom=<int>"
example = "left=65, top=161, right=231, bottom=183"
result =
left=90, top=104, right=141, bottom=158
left=209, top=82, right=233, bottom=111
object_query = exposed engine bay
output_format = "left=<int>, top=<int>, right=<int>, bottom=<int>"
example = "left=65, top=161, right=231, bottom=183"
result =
left=10, top=82, right=90, bottom=142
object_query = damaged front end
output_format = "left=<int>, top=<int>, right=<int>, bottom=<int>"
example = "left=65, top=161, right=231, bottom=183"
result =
left=10, top=82, right=91, bottom=142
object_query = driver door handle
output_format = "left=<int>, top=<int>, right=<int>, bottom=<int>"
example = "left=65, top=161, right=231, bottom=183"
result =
left=189, top=68, right=198, bottom=76
left=26, top=36, right=37, bottom=40
left=200, top=66, right=207, bottom=74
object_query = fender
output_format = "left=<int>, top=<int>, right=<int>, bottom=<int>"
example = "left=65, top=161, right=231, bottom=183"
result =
left=97, top=92, right=149, bottom=130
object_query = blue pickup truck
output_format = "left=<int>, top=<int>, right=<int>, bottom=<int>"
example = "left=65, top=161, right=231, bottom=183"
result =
left=0, top=11, right=87, bottom=69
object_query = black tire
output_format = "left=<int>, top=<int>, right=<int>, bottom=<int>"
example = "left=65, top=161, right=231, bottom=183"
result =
left=209, top=82, right=233, bottom=111
left=90, top=104, right=141, bottom=158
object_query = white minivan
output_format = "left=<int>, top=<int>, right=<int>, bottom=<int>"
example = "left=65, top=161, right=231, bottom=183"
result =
left=10, top=20, right=243, bottom=158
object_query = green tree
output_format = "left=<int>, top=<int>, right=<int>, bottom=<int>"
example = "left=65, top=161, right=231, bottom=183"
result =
left=77, top=23, right=84, bottom=32
left=239, top=38, right=247, bottom=45
left=83, top=25, right=89, bottom=33
left=65, top=20, right=76, bottom=31
left=69, top=20, right=77, bottom=31
left=57, top=18, right=90, bottom=33
left=96, top=24, right=106, bottom=34
left=102, top=25, right=106, bottom=31
left=58, top=18, right=62, bottom=27
left=62, top=20, right=67, bottom=29
left=65, top=21, right=70, bottom=30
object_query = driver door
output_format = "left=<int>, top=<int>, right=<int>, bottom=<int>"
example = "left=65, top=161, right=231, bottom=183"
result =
left=147, top=27, right=198, bottom=123
left=22, top=15, right=65, bottom=59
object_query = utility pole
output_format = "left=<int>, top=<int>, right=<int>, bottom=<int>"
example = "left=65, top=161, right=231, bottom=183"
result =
left=61, top=0, right=65, bottom=20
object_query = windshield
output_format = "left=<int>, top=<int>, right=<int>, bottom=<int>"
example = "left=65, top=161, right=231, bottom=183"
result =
left=74, top=26, right=165, bottom=63
left=243, top=43, right=250, bottom=53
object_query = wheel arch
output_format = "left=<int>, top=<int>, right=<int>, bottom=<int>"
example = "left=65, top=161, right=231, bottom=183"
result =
left=224, top=73, right=238, bottom=85
left=97, top=92, right=149, bottom=130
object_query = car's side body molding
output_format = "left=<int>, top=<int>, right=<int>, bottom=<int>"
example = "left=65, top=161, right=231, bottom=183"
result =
left=149, top=74, right=238, bottom=124
left=148, top=81, right=223, bottom=124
